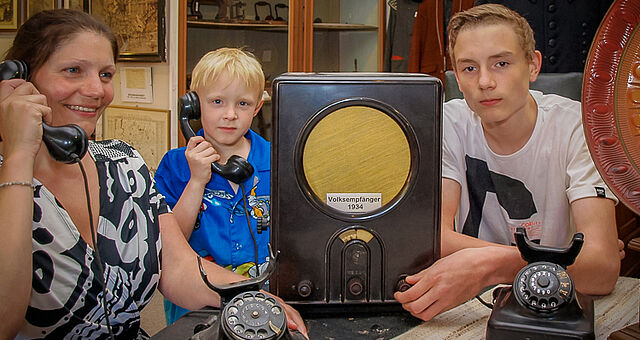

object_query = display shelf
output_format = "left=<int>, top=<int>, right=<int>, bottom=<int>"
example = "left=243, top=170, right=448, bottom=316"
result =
left=187, top=20, right=288, bottom=30
left=187, top=20, right=378, bottom=32
left=313, top=23, right=378, bottom=31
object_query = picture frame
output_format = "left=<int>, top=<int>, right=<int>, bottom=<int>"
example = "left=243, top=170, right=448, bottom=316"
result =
left=26, top=0, right=58, bottom=20
left=90, top=0, right=166, bottom=62
left=63, top=0, right=88, bottom=12
left=99, top=105, right=170, bottom=174
left=120, top=66, right=154, bottom=103
left=0, top=0, right=20, bottom=31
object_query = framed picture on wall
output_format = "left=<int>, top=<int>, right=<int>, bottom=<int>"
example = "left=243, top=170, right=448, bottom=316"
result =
left=63, top=0, right=88, bottom=12
left=25, top=0, right=59, bottom=20
left=90, top=0, right=166, bottom=62
left=99, top=105, right=170, bottom=174
left=0, top=0, right=20, bottom=31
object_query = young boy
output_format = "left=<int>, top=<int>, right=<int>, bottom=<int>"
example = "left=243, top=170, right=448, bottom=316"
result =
left=154, top=47, right=271, bottom=324
left=395, top=4, right=623, bottom=321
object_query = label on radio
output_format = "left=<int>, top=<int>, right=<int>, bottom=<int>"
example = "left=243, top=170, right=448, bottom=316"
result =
left=326, top=193, right=382, bottom=213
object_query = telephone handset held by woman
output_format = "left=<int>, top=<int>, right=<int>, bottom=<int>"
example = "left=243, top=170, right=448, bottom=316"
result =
left=179, top=91, right=254, bottom=184
left=0, top=59, right=88, bottom=163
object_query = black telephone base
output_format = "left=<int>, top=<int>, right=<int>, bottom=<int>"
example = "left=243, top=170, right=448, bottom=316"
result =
left=487, top=286, right=595, bottom=340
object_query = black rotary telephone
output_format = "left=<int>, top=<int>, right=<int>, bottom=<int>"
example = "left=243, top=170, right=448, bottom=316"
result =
left=486, top=227, right=595, bottom=339
left=0, top=60, right=88, bottom=163
left=192, top=245, right=306, bottom=340
left=179, top=91, right=254, bottom=184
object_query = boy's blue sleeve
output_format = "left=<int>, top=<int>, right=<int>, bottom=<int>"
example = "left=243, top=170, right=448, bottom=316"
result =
left=154, top=151, right=180, bottom=208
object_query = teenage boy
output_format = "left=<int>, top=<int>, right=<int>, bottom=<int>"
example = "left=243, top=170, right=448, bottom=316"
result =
left=155, top=48, right=271, bottom=324
left=395, top=4, right=623, bottom=321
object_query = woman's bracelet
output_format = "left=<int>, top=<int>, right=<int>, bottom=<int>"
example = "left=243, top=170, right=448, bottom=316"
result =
left=0, top=181, right=35, bottom=189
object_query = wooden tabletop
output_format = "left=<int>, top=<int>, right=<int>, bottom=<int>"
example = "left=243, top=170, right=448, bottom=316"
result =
left=395, top=276, right=640, bottom=340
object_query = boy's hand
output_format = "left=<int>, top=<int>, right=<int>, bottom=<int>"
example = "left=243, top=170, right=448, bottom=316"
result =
left=394, top=247, right=508, bottom=321
left=618, top=239, right=625, bottom=260
left=185, top=136, right=220, bottom=187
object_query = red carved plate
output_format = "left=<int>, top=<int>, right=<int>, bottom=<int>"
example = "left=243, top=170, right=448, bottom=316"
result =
left=582, top=0, right=640, bottom=215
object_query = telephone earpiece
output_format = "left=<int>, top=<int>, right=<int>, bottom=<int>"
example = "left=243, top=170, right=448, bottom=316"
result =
left=0, top=60, right=88, bottom=163
left=178, top=91, right=254, bottom=184
left=178, top=91, right=201, bottom=141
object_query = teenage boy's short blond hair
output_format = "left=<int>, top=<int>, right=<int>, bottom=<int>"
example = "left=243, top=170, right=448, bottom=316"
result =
left=447, top=4, right=536, bottom=69
left=190, top=47, right=265, bottom=101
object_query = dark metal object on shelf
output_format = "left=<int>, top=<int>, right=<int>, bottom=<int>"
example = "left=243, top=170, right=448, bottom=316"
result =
left=254, top=1, right=273, bottom=21
left=230, top=1, right=246, bottom=20
left=274, top=3, right=288, bottom=21
left=215, top=0, right=231, bottom=20
left=189, top=0, right=203, bottom=20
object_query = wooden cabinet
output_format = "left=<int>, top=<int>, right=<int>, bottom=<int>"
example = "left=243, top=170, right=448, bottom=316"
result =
left=290, top=0, right=385, bottom=72
left=178, top=1, right=386, bottom=144
left=179, top=0, right=385, bottom=76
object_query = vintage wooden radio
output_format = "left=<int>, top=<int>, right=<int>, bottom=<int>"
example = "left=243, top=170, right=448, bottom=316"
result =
left=269, top=73, right=442, bottom=313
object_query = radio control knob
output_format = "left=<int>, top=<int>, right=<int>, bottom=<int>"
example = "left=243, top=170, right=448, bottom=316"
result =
left=347, top=277, right=364, bottom=296
left=395, top=274, right=412, bottom=292
left=297, top=280, right=313, bottom=298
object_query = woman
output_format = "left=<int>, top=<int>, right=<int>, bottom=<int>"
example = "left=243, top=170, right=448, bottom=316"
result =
left=0, top=9, right=306, bottom=339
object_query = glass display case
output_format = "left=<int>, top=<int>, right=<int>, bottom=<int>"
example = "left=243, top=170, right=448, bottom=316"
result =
left=177, top=0, right=385, bottom=144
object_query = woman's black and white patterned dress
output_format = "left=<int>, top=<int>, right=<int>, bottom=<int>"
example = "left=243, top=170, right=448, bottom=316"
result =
left=3, top=140, right=169, bottom=339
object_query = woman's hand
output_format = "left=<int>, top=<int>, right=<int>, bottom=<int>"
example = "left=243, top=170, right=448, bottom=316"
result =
left=0, top=79, right=49, bottom=160
left=266, top=292, right=309, bottom=339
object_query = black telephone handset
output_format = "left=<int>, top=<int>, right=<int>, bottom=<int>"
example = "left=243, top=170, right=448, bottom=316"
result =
left=192, top=245, right=306, bottom=340
left=486, top=227, right=595, bottom=339
left=179, top=91, right=254, bottom=184
left=0, top=60, right=88, bottom=163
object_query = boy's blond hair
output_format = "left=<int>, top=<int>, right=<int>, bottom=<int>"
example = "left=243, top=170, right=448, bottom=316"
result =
left=447, top=4, right=536, bottom=69
left=190, top=47, right=265, bottom=101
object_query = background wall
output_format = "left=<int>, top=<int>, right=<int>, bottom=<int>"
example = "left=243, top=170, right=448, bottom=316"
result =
left=0, top=2, right=178, bottom=149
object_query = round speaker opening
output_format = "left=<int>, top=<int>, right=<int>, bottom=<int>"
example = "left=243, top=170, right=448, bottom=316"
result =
left=295, top=98, right=418, bottom=220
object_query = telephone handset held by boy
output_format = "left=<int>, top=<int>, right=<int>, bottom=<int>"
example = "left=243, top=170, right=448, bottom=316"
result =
left=0, top=59, right=88, bottom=163
left=179, top=91, right=254, bottom=184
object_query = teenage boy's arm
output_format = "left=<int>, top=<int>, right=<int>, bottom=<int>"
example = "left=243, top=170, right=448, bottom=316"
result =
left=566, top=197, right=620, bottom=294
left=395, top=178, right=620, bottom=321
left=171, top=136, right=220, bottom=239
left=394, top=178, right=526, bottom=321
